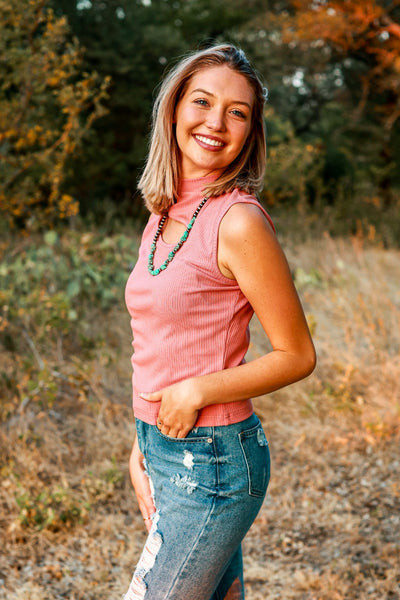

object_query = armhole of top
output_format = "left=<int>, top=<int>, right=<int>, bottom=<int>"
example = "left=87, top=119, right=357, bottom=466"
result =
left=214, top=197, right=276, bottom=280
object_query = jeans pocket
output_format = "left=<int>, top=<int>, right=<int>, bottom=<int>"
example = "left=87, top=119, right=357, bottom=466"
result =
left=238, top=425, right=270, bottom=498
left=153, top=425, right=213, bottom=444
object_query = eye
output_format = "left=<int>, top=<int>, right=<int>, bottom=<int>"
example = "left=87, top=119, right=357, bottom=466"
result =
left=231, top=109, right=247, bottom=119
left=193, top=98, right=209, bottom=107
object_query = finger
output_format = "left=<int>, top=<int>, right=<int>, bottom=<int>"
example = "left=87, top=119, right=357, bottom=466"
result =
left=139, top=391, right=163, bottom=402
left=139, top=502, right=156, bottom=530
left=158, top=420, right=191, bottom=438
left=138, top=494, right=155, bottom=514
left=156, top=413, right=169, bottom=432
left=174, top=426, right=192, bottom=438
left=142, top=513, right=154, bottom=532
left=161, top=425, right=172, bottom=437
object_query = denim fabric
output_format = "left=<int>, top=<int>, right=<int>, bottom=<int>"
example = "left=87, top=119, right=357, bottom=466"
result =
left=124, top=413, right=270, bottom=600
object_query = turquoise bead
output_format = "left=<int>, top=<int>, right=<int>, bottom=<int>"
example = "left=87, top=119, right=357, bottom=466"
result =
left=148, top=196, right=209, bottom=276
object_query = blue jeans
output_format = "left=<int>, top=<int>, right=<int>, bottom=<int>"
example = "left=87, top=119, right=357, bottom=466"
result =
left=124, top=413, right=270, bottom=600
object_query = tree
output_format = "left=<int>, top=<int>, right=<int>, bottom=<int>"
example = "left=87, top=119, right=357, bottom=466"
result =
left=0, top=0, right=109, bottom=230
left=281, top=0, right=400, bottom=204
left=50, top=0, right=265, bottom=215
left=284, top=1, right=400, bottom=128
left=237, top=0, right=400, bottom=213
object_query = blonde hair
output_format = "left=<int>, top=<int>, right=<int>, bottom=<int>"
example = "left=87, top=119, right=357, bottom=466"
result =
left=138, top=44, right=267, bottom=214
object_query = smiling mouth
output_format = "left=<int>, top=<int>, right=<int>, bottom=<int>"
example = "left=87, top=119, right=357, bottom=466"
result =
left=194, top=134, right=225, bottom=148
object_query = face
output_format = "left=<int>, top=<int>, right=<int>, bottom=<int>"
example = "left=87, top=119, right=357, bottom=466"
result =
left=174, top=65, right=254, bottom=179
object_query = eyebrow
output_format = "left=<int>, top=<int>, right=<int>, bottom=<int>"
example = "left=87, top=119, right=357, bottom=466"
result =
left=190, top=88, right=252, bottom=109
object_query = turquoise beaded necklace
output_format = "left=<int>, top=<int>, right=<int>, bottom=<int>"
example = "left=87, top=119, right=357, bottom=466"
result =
left=148, top=196, right=209, bottom=276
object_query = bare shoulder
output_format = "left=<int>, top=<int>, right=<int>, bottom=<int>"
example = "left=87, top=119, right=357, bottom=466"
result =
left=218, top=202, right=281, bottom=279
left=219, top=201, right=275, bottom=245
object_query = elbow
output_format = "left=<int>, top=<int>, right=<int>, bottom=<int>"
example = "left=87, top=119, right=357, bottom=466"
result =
left=300, top=343, right=317, bottom=379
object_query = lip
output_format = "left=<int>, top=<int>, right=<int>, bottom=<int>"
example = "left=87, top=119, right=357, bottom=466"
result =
left=193, top=134, right=226, bottom=151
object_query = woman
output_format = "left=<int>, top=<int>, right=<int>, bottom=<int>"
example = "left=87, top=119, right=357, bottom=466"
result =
left=124, top=44, right=316, bottom=600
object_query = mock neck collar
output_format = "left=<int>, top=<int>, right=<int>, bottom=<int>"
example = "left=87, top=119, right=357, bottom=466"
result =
left=177, top=174, right=219, bottom=196
left=168, top=175, right=219, bottom=224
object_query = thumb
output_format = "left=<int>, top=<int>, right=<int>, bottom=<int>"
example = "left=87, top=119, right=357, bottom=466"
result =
left=139, top=390, right=163, bottom=402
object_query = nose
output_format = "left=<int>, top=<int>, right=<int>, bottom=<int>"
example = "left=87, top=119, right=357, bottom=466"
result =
left=206, top=107, right=226, bottom=132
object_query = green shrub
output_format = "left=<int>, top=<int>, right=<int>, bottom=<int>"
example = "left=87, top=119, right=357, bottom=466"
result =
left=0, top=229, right=138, bottom=418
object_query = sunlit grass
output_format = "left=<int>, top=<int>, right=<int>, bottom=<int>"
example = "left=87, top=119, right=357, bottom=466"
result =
left=0, top=228, right=399, bottom=599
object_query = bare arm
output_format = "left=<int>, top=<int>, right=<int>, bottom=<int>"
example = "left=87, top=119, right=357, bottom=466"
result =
left=129, top=435, right=155, bottom=531
left=141, top=203, right=316, bottom=438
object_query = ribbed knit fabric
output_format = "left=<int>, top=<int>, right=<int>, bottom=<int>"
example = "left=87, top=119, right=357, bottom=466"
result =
left=125, top=177, right=275, bottom=427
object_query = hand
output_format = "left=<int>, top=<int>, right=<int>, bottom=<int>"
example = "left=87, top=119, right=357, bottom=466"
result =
left=140, top=378, right=201, bottom=439
left=129, top=436, right=155, bottom=532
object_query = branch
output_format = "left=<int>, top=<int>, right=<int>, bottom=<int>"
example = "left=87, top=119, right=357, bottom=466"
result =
left=28, top=0, right=47, bottom=49
left=22, top=328, right=45, bottom=371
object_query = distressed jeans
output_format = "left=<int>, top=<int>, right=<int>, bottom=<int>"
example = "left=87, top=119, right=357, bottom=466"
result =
left=124, top=413, right=270, bottom=600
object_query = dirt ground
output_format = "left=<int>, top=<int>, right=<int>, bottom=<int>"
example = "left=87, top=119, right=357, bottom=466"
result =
left=1, top=235, right=399, bottom=599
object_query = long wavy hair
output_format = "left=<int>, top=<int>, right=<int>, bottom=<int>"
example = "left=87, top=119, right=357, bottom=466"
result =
left=138, top=44, right=267, bottom=214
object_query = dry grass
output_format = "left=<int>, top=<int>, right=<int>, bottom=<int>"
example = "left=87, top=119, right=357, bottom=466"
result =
left=1, top=233, right=399, bottom=599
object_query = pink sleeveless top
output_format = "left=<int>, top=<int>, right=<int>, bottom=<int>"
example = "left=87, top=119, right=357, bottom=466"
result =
left=125, top=176, right=275, bottom=427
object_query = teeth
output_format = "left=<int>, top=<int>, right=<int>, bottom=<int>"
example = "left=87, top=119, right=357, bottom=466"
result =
left=195, top=135, right=224, bottom=147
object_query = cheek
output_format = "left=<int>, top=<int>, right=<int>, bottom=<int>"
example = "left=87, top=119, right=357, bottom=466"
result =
left=174, top=116, right=188, bottom=147
left=176, top=105, right=198, bottom=128
left=233, top=126, right=251, bottom=154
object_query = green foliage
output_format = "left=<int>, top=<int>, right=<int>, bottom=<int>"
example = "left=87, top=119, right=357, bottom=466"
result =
left=51, top=0, right=263, bottom=212
left=0, top=227, right=135, bottom=536
left=241, top=1, right=400, bottom=237
left=263, top=107, right=324, bottom=207
left=1, top=0, right=399, bottom=240
left=293, top=267, right=324, bottom=289
left=0, top=229, right=138, bottom=418
left=0, top=0, right=109, bottom=230
left=84, top=464, right=125, bottom=502
left=13, top=458, right=125, bottom=532
left=15, top=486, right=90, bottom=531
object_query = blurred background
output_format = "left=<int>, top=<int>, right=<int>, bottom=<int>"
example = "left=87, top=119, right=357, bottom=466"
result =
left=1, top=0, right=399, bottom=237
left=0, top=2, right=399, bottom=599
